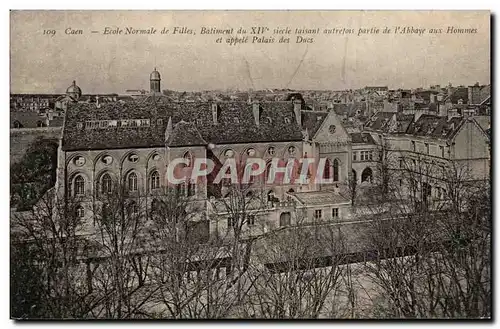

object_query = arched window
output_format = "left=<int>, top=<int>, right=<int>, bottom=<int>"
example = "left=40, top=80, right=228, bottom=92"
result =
left=279, top=212, right=291, bottom=226
left=183, top=152, right=192, bottom=166
left=323, top=159, right=331, bottom=179
left=36, top=120, right=44, bottom=127
left=101, top=173, right=112, bottom=194
left=128, top=172, right=138, bottom=192
left=150, top=171, right=160, bottom=190
left=352, top=169, right=357, bottom=183
left=74, top=175, right=85, bottom=196
left=75, top=204, right=85, bottom=218
left=333, top=159, right=340, bottom=182
left=264, top=162, right=272, bottom=184
left=13, top=121, right=22, bottom=128
left=361, top=167, right=373, bottom=183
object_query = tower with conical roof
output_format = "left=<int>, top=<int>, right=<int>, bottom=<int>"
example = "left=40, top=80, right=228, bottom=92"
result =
left=150, top=68, right=161, bottom=93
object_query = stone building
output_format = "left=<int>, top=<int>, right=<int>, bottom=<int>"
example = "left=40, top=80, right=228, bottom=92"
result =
left=364, top=110, right=490, bottom=206
left=55, top=69, right=355, bottom=238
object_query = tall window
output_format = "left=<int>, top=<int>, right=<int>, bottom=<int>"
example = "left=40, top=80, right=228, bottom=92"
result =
left=264, top=162, right=272, bottom=184
left=440, top=145, right=445, bottom=157
left=353, top=151, right=357, bottom=161
left=74, top=175, right=85, bottom=196
left=75, top=204, right=85, bottom=218
left=314, top=209, right=323, bottom=219
left=333, top=159, right=340, bottom=182
left=183, top=152, right=192, bottom=167
left=187, top=183, right=195, bottom=196
left=332, top=208, right=339, bottom=219
left=411, top=141, right=416, bottom=152
left=128, top=172, right=138, bottom=191
left=425, top=143, right=430, bottom=155
left=247, top=215, right=255, bottom=226
left=323, top=159, right=331, bottom=179
left=101, top=173, right=112, bottom=194
left=150, top=171, right=160, bottom=190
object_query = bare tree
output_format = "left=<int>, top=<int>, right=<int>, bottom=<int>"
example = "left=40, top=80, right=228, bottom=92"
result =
left=360, top=154, right=491, bottom=319
left=241, top=213, right=352, bottom=319
left=11, top=189, right=97, bottom=319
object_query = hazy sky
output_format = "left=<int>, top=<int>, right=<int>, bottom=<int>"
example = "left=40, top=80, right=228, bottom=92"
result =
left=10, top=10, right=490, bottom=94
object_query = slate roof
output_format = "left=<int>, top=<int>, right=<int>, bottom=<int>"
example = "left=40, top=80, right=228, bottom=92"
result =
left=364, top=111, right=395, bottom=131
left=62, top=99, right=304, bottom=151
left=166, top=120, right=207, bottom=147
left=300, top=111, right=328, bottom=137
left=406, top=114, right=464, bottom=139
left=472, top=115, right=490, bottom=134
left=350, top=132, right=376, bottom=145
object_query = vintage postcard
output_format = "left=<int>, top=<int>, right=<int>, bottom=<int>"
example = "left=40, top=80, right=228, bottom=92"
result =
left=10, top=10, right=491, bottom=320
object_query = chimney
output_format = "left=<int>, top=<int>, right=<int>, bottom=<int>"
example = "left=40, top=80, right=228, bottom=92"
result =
left=96, top=96, right=101, bottom=108
left=252, top=102, right=260, bottom=126
left=430, top=93, right=436, bottom=104
left=467, top=86, right=473, bottom=105
left=211, top=103, right=218, bottom=125
left=293, top=99, right=302, bottom=126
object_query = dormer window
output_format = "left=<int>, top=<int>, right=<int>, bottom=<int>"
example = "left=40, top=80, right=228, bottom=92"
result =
left=284, top=117, right=291, bottom=124
left=288, top=146, right=296, bottom=155
left=246, top=148, right=256, bottom=156
left=224, top=149, right=235, bottom=158
left=76, top=122, right=83, bottom=129
left=234, top=117, right=240, bottom=124
left=196, top=119, right=203, bottom=125
left=267, top=147, right=276, bottom=156
left=266, top=117, right=272, bottom=124
left=157, top=118, right=164, bottom=125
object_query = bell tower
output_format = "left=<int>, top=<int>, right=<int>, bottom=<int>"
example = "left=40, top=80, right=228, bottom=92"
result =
left=150, top=68, right=161, bottom=93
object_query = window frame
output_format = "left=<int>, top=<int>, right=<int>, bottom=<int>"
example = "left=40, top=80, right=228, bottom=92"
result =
left=127, top=172, right=138, bottom=192
left=74, top=175, right=85, bottom=196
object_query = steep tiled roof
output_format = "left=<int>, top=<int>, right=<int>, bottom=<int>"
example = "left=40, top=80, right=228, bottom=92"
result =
left=62, top=100, right=304, bottom=151
left=166, top=121, right=207, bottom=147
left=364, top=111, right=395, bottom=131
left=472, top=115, right=490, bottom=134
left=350, top=132, right=376, bottom=145
left=300, top=111, right=328, bottom=137
left=406, top=114, right=464, bottom=139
